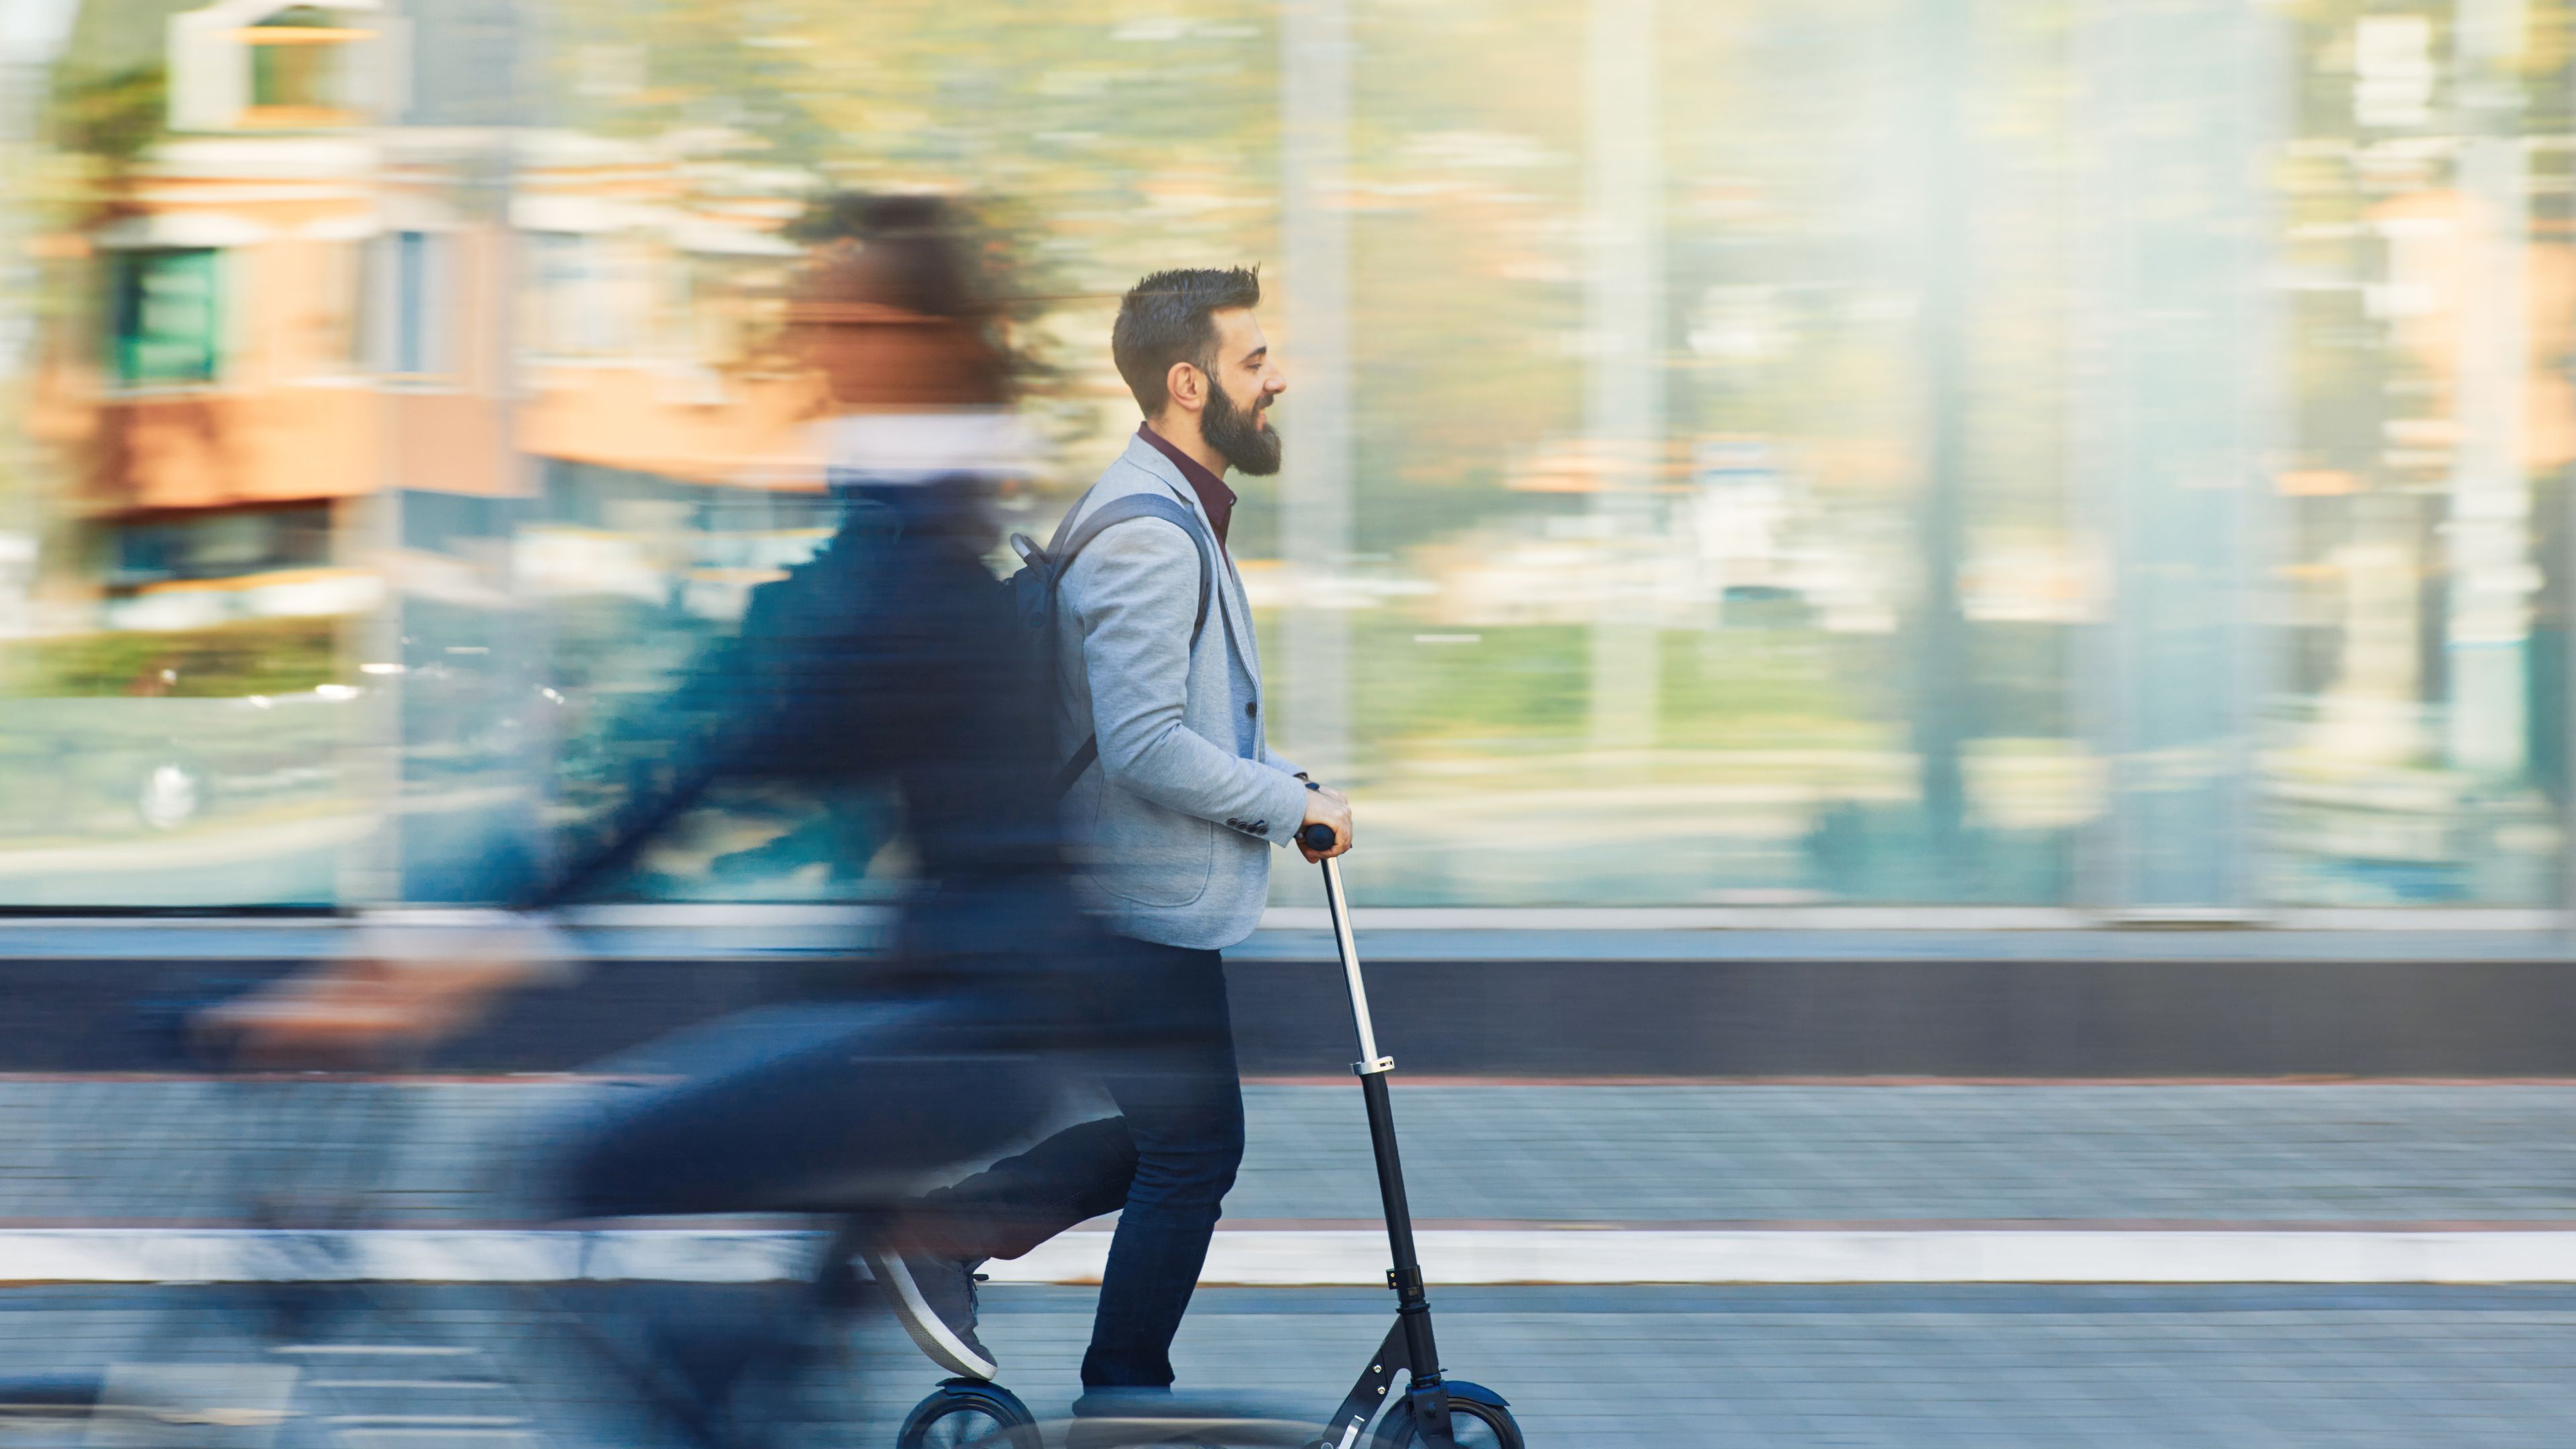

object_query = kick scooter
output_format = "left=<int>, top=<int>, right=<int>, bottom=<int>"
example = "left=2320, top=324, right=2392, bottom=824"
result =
left=1291, top=822, right=1520, bottom=1449
left=894, top=828, right=1523, bottom=1448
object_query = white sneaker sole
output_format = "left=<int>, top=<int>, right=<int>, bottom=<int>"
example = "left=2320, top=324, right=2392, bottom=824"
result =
left=859, top=1244, right=998, bottom=1381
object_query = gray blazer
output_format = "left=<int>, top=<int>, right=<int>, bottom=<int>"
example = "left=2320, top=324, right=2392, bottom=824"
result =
left=1053, top=433, right=1309, bottom=950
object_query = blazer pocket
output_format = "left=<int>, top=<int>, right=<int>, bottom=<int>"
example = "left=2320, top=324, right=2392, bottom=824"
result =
left=1091, top=791, right=1216, bottom=910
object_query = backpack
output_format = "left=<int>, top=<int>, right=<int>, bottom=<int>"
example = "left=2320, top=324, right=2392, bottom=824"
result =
left=1007, top=490, right=1215, bottom=798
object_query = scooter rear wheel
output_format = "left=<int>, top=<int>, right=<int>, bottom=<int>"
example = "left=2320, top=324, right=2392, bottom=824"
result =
left=897, top=1378, right=1038, bottom=1448
left=1369, top=1385, right=1522, bottom=1449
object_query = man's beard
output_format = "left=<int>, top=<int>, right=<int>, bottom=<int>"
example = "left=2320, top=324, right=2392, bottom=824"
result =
left=1201, top=376, right=1281, bottom=476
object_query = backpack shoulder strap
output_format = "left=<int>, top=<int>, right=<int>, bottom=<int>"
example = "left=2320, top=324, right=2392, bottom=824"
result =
left=1045, top=490, right=1220, bottom=798
left=1049, top=491, right=1214, bottom=647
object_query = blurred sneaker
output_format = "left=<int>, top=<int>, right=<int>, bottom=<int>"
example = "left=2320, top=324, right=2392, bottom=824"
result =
left=861, top=1241, right=996, bottom=1380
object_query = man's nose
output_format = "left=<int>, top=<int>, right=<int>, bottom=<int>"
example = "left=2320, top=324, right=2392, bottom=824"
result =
left=1266, top=370, right=1287, bottom=397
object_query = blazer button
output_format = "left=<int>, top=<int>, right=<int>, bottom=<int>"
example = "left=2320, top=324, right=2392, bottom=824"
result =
left=1245, top=700, right=1258, bottom=718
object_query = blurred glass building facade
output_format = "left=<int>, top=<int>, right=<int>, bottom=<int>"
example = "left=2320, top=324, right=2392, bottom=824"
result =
left=1, top=0, right=2572, bottom=911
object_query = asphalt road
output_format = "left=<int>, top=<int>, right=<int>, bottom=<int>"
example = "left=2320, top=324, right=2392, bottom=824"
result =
left=1, top=1282, right=2573, bottom=1448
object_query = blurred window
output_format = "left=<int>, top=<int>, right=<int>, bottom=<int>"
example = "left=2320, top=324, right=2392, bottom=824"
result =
left=240, top=6, right=367, bottom=128
left=109, top=249, right=219, bottom=387
left=394, top=232, right=432, bottom=374
left=113, top=506, right=334, bottom=587
left=19, top=0, right=2576, bottom=913
left=2253, top=8, right=2569, bottom=906
left=365, top=231, right=451, bottom=378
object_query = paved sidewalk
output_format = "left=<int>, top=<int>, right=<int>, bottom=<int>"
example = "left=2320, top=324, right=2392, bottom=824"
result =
left=7, top=1079, right=2576, bottom=1226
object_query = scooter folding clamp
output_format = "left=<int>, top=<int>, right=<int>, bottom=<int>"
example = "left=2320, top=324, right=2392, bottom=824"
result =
left=1351, top=1055, right=1395, bottom=1076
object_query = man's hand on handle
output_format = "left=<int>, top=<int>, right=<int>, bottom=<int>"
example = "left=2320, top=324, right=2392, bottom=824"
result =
left=1298, top=782, right=1354, bottom=863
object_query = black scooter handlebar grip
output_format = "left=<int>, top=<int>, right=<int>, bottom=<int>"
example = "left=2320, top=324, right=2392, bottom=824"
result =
left=1297, top=822, right=1339, bottom=854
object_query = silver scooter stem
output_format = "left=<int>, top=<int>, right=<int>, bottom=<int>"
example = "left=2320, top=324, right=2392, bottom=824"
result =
left=1319, top=855, right=1390, bottom=1074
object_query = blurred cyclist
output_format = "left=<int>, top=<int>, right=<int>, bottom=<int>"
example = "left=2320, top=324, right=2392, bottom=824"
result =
left=205, top=195, right=1091, bottom=1434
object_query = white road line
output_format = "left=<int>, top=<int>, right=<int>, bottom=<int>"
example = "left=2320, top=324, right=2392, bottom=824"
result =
left=2, top=1230, right=822, bottom=1285
left=323, top=1417, right=524, bottom=1428
left=332, top=1423, right=533, bottom=1433
left=307, top=1383, right=506, bottom=1391
left=272, top=1346, right=477, bottom=1356
left=11, top=1227, right=2576, bottom=1285
left=1004, top=1228, right=2576, bottom=1287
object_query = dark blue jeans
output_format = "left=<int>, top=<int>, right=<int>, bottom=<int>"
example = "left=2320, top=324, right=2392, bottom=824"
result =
left=919, top=935, right=1244, bottom=1389
left=553, top=1000, right=1057, bottom=1221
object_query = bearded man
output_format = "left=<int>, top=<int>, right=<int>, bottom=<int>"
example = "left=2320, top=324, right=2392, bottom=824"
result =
left=866, top=267, right=1355, bottom=1409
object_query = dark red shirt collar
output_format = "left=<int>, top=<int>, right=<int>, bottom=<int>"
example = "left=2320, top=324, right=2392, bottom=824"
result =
left=1137, top=423, right=1236, bottom=548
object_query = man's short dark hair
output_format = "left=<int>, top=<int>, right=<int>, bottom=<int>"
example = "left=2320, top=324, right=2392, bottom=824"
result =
left=1112, top=266, right=1262, bottom=416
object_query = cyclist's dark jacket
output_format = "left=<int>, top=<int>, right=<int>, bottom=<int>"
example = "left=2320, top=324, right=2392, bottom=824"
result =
left=527, top=478, right=1093, bottom=1021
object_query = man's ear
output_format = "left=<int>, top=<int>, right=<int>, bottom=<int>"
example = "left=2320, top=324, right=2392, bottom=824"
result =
left=1165, top=360, right=1204, bottom=414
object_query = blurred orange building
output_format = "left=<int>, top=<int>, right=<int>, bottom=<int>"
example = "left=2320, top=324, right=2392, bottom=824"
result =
left=28, top=0, right=825, bottom=633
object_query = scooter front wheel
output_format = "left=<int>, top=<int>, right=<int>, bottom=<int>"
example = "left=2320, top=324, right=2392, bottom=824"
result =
left=1370, top=1383, right=1521, bottom=1449
left=897, top=1377, right=1038, bottom=1449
